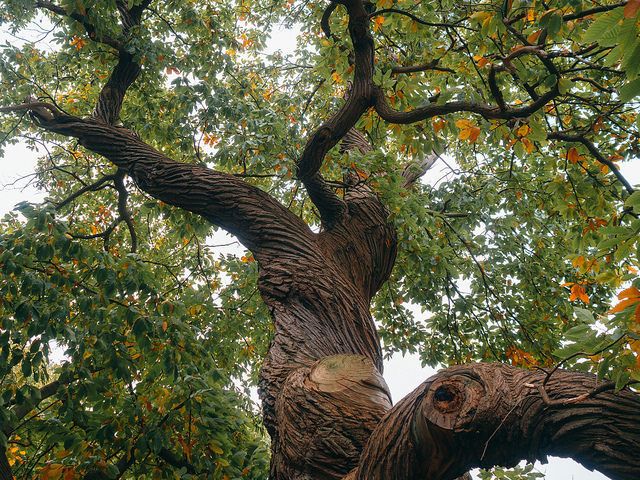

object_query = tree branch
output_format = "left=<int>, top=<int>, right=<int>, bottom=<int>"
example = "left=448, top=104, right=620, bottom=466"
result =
left=297, top=0, right=377, bottom=228
left=34, top=1, right=122, bottom=50
left=10, top=105, right=312, bottom=259
left=391, top=60, right=455, bottom=75
left=548, top=131, right=635, bottom=194
left=352, top=363, right=640, bottom=480
left=374, top=84, right=559, bottom=124
left=114, top=169, right=137, bottom=253
left=369, top=8, right=464, bottom=29
left=55, top=172, right=117, bottom=210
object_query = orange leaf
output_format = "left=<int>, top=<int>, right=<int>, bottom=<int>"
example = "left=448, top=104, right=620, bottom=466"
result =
left=432, top=117, right=446, bottom=133
left=373, top=16, right=385, bottom=32
left=527, top=29, right=541, bottom=43
left=474, top=57, right=489, bottom=68
left=618, top=286, right=640, bottom=300
left=567, top=147, right=581, bottom=164
left=70, top=36, right=87, bottom=50
left=609, top=297, right=640, bottom=314
left=569, top=284, right=589, bottom=304
left=521, top=137, right=535, bottom=153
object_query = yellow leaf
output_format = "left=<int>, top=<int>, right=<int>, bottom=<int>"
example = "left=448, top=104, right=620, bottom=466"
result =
left=516, top=124, right=530, bottom=137
left=210, top=442, right=223, bottom=455
left=455, top=119, right=481, bottom=143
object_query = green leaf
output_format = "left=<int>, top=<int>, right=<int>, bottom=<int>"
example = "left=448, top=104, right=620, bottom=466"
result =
left=619, top=77, right=640, bottom=102
left=583, top=8, right=624, bottom=46
left=625, top=190, right=640, bottom=208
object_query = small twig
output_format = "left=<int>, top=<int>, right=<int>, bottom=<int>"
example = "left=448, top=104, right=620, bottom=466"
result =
left=55, top=172, right=117, bottom=210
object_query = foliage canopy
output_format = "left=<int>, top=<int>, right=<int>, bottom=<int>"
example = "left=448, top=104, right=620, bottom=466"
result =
left=1, top=0, right=640, bottom=478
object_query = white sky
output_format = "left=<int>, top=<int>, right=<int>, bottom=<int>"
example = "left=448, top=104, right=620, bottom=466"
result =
left=3, top=22, right=638, bottom=480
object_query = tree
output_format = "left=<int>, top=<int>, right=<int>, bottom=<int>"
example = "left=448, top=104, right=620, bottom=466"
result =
left=1, top=0, right=640, bottom=479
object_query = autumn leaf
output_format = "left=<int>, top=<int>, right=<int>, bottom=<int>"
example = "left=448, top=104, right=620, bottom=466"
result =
left=432, top=117, right=446, bottom=133
left=70, top=36, right=87, bottom=50
left=473, top=55, right=489, bottom=68
left=567, top=147, right=583, bottom=164
left=521, top=137, right=535, bottom=153
left=40, top=464, right=65, bottom=480
left=609, top=286, right=640, bottom=322
left=455, top=119, right=481, bottom=143
left=515, top=124, right=530, bottom=137
left=506, top=346, right=537, bottom=368
left=203, top=133, right=219, bottom=146
left=562, top=282, right=590, bottom=304
left=372, top=16, right=385, bottom=32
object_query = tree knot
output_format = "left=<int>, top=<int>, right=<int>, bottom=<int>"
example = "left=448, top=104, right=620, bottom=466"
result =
left=432, top=383, right=463, bottom=413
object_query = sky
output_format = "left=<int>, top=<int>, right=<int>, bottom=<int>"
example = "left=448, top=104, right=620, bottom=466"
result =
left=2, top=18, right=638, bottom=480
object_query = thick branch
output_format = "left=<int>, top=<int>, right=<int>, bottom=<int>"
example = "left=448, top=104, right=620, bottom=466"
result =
left=0, top=450, right=12, bottom=480
left=548, top=131, right=635, bottom=194
left=2, top=379, right=62, bottom=437
left=374, top=85, right=559, bottom=123
left=93, top=51, right=141, bottom=125
left=352, top=363, right=640, bottom=480
left=401, top=151, right=438, bottom=188
left=93, top=1, right=152, bottom=124
left=27, top=111, right=312, bottom=259
left=297, top=0, right=376, bottom=227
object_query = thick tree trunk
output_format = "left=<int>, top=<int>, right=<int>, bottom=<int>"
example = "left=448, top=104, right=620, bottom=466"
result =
left=355, top=363, right=640, bottom=480
left=256, top=183, right=398, bottom=479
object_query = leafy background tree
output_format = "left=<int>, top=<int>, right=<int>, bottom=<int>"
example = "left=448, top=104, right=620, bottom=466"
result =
left=0, top=0, right=639, bottom=479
